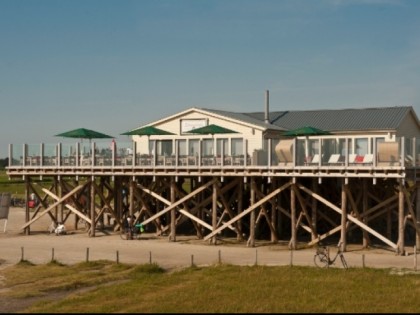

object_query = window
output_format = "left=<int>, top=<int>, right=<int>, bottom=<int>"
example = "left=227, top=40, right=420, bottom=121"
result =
left=231, top=138, right=243, bottom=156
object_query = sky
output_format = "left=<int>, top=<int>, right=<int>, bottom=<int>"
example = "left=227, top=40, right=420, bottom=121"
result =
left=1, top=0, right=420, bottom=158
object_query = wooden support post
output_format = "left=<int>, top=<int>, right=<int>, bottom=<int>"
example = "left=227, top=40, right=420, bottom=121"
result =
left=170, top=178, right=176, bottom=242
left=237, top=180, right=244, bottom=241
left=89, top=178, right=96, bottom=237
left=311, top=178, right=318, bottom=241
left=59, top=179, right=64, bottom=223
left=129, top=179, right=135, bottom=218
left=24, top=178, right=30, bottom=235
left=211, top=180, right=217, bottom=245
left=271, top=181, right=277, bottom=242
left=398, top=180, right=405, bottom=255
left=416, top=184, right=420, bottom=249
left=289, top=182, right=297, bottom=250
left=248, top=178, right=256, bottom=247
left=363, top=179, right=370, bottom=248
left=115, top=177, right=122, bottom=226
left=341, top=180, right=347, bottom=249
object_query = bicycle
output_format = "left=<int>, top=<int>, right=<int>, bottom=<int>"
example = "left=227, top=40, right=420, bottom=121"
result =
left=11, top=196, right=26, bottom=208
left=120, top=223, right=144, bottom=240
left=314, top=242, right=348, bottom=269
left=120, top=213, right=144, bottom=240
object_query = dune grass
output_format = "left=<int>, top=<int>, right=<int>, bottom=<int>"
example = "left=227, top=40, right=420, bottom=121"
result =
left=0, top=260, right=419, bottom=313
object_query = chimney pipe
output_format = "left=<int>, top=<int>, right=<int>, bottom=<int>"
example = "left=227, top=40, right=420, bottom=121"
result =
left=264, top=90, right=269, bottom=124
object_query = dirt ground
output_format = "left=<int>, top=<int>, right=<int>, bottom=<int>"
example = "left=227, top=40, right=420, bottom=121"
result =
left=0, top=206, right=419, bottom=271
left=0, top=207, right=420, bottom=312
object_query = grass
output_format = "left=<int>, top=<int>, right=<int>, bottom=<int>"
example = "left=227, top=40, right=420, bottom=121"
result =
left=0, top=169, right=26, bottom=197
left=0, top=261, right=419, bottom=313
left=0, top=169, right=55, bottom=199
left=0, top=170, right=80, bottom=201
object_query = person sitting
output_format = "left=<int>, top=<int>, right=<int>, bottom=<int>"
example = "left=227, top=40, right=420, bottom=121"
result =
left=54, top=222, right=67, bottom=235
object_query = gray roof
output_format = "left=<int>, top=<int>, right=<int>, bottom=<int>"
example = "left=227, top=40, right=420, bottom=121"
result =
left=203, top=106, right=416, bottom=132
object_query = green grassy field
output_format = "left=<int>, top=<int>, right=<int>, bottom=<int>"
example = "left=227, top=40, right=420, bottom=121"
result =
left=0, top=169, right=26, bottom=197
left=0, top=170, right=54, bottom=200
left=0, top=260, right=419, bottom=313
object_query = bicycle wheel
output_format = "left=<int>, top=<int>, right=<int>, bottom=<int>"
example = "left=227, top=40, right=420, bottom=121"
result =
left=314, top=253, right=329, bottom=268
left=132, top=231, right=140, bottom=240
left=120, top=211, right=131, bottom=240
left=340, top=254, right=348, bottom=269
left=120, top=229, right=130, bottom=240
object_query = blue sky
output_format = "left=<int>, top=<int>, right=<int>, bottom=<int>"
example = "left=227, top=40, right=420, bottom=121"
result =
left=1, top=0, right=420, bottom=158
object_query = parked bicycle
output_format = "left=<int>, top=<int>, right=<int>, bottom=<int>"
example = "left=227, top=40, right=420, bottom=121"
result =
left=11, top=196, right=26, bottom=208
left=314, top=241, right=348, bottom=269
left=120, top=213, right=144, bottom=240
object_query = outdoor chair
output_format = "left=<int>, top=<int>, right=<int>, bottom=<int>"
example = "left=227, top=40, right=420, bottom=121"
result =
left=361, top=154, right=374, bottom=165
left=377, top=142, right=399, bottom=166
left=309, top=154, right=320, bottom=165
left=275, top=139, right=293, bottom=166
left=348, top=154, right=357, bottom=164
left=328, top=154, right=342, bottom=165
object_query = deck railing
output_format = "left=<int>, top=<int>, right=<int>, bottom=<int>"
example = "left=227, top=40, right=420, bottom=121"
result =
left=7, top=136, right=420, bottom=169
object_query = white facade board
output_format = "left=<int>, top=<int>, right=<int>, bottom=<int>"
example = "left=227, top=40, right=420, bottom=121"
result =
left=131, top=108, right=267, bottom=156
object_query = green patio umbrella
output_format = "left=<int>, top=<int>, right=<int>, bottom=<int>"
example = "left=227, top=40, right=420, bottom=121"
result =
left=283, top=126, right=330, bottom=136
left=187, top=124, right=238, bottom=135
left=121, top=126, right=175, bottom=155
left=120, top=126, right=175, bottom=136
left=55, top=128, right=113, bottom=140
left=187, top=124, right=238, bottom=157
left=55, top=128, right=114, bottom=157
left=55, top=128, right=114, bottom=148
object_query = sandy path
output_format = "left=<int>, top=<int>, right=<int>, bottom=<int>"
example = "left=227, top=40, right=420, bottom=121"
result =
left=0, top=207, right=419, bottom=271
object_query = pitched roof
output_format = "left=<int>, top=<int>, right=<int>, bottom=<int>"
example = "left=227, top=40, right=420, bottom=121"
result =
left=203, top=106, right=417, bottom=132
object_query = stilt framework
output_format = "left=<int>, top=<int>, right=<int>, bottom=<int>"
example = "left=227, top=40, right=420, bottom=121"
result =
left=15, top=171, right=420, bottom=256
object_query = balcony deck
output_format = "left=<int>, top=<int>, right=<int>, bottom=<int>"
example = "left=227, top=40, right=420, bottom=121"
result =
left=6, top=152, right=418, bottom=181
left=6, top=135, right=420, bottom=181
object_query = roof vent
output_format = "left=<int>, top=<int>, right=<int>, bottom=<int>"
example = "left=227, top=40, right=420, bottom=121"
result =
left=264, top=90, right=270, bottom=124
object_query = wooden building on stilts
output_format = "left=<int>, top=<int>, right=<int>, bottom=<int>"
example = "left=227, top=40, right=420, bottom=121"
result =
left=6, top=91, right=420, bottom=255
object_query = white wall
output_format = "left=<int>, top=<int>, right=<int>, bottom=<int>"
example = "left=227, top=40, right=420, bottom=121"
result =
left=131, top=109, right=266, bottom=156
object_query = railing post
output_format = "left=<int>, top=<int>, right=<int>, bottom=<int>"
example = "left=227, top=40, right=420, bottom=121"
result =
left=345, top=138, right=349, bottom=167
left=132, top=141, right=136, bottom=167
left=23, top=144, right=27, bottom=167
left=244, top=139, right=248, bottom=166
left=175, top=140, right=179, bottom=167
left=401, top=136, right=405, bottom=167
left=198, top=139, right=202, bottom=166
left=9, top=144, right=12, bottom=167
left=112, top=139, right=115, bottom=167
left=40, top=143, right=44, bottom=167
left=76, top=142, right=79, bottom=167
left=57, top=143, right=62, bottom=167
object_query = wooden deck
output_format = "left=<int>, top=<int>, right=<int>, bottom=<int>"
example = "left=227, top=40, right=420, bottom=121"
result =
left=5, top=140, right=420, bottom=256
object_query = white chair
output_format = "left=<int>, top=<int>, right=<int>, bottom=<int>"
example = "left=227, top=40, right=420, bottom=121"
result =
left=362, top=154, right=374, bottom=164
left=310, top=154, right=320, bottom=164
left=348, top=154, right=357, bottom=164
left=328, top=154, right=341, bottom=164
left=405, top=155, right=414, bottom=166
